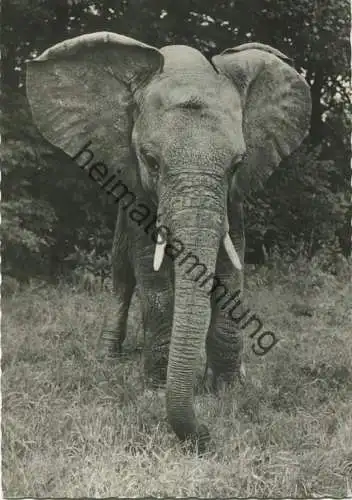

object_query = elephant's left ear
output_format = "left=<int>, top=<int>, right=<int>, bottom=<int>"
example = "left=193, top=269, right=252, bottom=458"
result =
left=212, top=43, right=311, bottom=197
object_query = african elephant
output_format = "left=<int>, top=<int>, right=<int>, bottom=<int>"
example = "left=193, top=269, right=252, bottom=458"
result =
left=26, top=32, right=311, bottom=452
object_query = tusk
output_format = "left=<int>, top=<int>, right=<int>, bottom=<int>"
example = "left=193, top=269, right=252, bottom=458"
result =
left=153, top=233, right=167, bottom=271
left=239, top=362, right=246, bottom=385
left=224, top=232, right=242, bottom=271
left=224, top=217, right=230, bottom=233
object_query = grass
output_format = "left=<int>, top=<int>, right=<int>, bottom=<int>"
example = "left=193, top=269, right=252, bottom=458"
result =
left=2, top=258, right=352, bottom=497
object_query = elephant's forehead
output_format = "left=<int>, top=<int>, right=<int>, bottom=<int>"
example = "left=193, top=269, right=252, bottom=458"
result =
left=139, top=75, right=244, bottom=159
left=142, top=45, right=241, bottom=113
left=145, top=73, right=241, bottom=115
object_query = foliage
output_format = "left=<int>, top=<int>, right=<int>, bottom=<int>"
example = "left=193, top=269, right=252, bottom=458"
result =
left=1, top=0, right=350, bottom=281
left=1, top=84, right=116, bottom=281
left=65, top=245, right=112, bottom=292
left=245, top=143, right=351, bottom=260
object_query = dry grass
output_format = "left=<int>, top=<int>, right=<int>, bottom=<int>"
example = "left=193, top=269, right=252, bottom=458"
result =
left=2, top=259, right=352, bottom=497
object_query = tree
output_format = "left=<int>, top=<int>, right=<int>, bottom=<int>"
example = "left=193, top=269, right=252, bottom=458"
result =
left=1, top=0, right=349, bottom=282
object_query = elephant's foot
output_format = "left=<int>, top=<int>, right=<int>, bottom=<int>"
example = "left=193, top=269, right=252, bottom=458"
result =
left=205, top=322, right=244, bottom=392
left=96, top=329, right=122, bottom=361
left=194, top=424, right=212, bottom=456
left=144, top=344, right=169, bottom=388
left=203, top=361, right=246, bottom=393
left=144, top=367, right=168, bottom=388
left=180, top=423, right=211, bottom=456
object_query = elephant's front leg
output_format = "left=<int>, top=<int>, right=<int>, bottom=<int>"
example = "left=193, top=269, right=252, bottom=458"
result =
left=136, top=244, right=174, bottom=388
left=97, top=209, right=136, bottom=359
left=205, top=201, right=246, bottom=391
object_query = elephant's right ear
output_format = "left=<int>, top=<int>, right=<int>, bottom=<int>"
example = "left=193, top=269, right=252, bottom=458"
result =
left=26, top=32, right=163, bottom=186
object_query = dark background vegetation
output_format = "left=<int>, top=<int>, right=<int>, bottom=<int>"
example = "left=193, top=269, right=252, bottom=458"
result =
left=1, top=0, right=350, bottom=284
left=2, top=3, right=352, bottom=497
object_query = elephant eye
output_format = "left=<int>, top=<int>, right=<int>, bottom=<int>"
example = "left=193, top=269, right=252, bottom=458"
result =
left=141, top=149, right=160, bottom=173
left=230, top=152, right=245, bottom=175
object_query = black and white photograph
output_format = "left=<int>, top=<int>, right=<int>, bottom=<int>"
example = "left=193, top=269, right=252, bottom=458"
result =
left=2, top=0, right=351, bottom=497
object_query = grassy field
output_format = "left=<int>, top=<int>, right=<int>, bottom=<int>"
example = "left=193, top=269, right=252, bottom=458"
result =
left=2, top=258, right=352, bottom=497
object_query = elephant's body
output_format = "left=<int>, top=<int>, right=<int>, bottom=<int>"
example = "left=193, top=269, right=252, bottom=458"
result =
left=106, top=45, right=247, bottom=385
left=26, top=33, right=311, bottom=452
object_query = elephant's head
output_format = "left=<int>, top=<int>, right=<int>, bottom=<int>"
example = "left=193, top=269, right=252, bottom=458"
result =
left=26, top=33, right=311, bottom=451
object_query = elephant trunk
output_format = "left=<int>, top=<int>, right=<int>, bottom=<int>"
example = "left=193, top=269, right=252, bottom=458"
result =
left=163, top=181, right=224, bottom=451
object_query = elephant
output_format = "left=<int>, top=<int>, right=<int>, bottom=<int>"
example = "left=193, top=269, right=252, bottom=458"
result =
left=26, top=32, right=311, bottom=453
